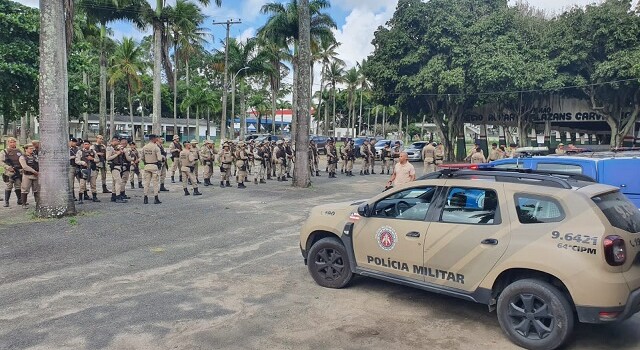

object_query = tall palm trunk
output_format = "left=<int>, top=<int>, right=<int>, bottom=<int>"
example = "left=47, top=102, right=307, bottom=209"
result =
left=271, top=87, right=277, bottom=135
left=173, top=41, right=178, bottom=136
left=374, top=107, right=379, bottom=136
left=19, top=112, right=27, bottom=144
left=109, top=84, right=115, bottom=137
left=185, top=59, right=190, bottom=139
left=128, top=85, right=134, bottom=139
left=291, top=53, right=298, bottom=140
left=323, top=92, right=328, bottom=136
left=382, top=106, right=386, bottom=138
left=152, top=18, right=162, bottom=135
left=358, top=89, right=363, bottom=136
left=195, top=105, right=199, bottom=140
left=331, top=83, right=336, bottom=137
left=99, top=23, right=107, bottom=136
left=240, top=85, right=246, bottom=140
left=82, top=71, right=89, bottom=140
left=37, top=0, right=76, bottom=217
left=294, top=0, right=311, bottom=187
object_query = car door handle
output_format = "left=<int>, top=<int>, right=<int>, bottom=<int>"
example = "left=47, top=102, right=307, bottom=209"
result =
left=481, top=239, right=499, bottom=245
left=406, top=231, right=421, bottom=238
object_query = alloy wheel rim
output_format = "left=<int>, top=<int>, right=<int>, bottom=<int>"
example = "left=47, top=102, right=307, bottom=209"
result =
left=314, top=248, right=344, bottom=281
left=507, top=293, right=555, bottom=340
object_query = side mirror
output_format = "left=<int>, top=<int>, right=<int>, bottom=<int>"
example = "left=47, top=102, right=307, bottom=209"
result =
left=357, top=203, right=370, bottom=217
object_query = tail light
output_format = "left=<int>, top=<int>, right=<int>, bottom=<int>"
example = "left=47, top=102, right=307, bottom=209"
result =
left=469, top=165, right=479, bottom=170
left=603, top=235, right=626, bottom=266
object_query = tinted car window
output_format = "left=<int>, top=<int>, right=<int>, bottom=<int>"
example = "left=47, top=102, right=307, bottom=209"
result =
left=441, top=187, right=499, bottom=225
left=514, top=194, right=565, bottom=224
left=372, top=187, right=436, bottom=221
left=493, top=163, right=524, bottom=169
left=536, top=163, right=583, bottom=174
left=592, top=191, right=640, bottom=233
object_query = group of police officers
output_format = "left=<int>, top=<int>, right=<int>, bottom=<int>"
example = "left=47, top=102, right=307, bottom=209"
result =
left=1, top=134, right=440, bottom=208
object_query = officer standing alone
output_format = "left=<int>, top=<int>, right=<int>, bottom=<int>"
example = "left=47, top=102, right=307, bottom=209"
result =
left=141, top=134, right=162, bottom=204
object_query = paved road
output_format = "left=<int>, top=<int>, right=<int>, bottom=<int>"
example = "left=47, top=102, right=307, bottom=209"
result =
left=0, top=166, right=638, bottom=350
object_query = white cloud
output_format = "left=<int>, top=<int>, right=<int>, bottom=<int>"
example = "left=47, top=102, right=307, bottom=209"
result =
left=332, top=0, right=398, bottom=12
left=241, top=0, right=269, bottom=21
left=332, top=6, right=395, bottom=69
left=15, top=0, right=37, bottom=7
left=236, top=27, right=256, bottom=43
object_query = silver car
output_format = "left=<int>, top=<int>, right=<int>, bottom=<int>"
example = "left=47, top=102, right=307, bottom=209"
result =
left=405, top=141, right=428, bottom=161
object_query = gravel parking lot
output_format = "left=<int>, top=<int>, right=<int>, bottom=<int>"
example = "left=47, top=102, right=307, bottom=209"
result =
left=0, top=164, right=638, bottom=350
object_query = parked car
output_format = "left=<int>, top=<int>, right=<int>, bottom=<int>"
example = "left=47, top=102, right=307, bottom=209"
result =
left=352, top=138, right=367, bottom=158
left=113, top=132, right=132, bottom=142
left=254, top=135, right=281, bottom=143
left=300, top=168, right=640, bottom=350
left=405, top=141, right=429, bottom=161
left=374, top=139, right=403, bottom=159
left=310, top=135, right=330, bottom=154
left=487, top=155, right=640, bottom=207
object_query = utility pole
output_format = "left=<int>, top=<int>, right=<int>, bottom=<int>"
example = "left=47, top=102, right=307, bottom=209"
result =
left=213, top=19, right=241, bottom=141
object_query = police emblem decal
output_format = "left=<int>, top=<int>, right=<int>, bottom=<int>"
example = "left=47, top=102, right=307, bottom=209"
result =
left=376, top=226, right=397, bottom=251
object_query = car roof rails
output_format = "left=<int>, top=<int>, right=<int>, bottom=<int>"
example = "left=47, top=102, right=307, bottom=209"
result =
left=419, top=168, right=594, bottom=189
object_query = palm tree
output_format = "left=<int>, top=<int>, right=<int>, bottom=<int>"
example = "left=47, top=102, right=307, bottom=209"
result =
left=313, top=39, right=343, bottom=135
left=169, top=0, right=207, bottom=135
left=259, top=0, right=336, bottom=139
left=356, top=59, right=370, bottom=136
left=258, top=39, right=290, bottom=135
left=344, top=67, right=359, bottom=138
left=181, top=79, right=214, bottom=140
left=139, top=0, right=219, bottom=135
left=295, top=0, right=312, bottom=187
left=110, top=37, right=144, bottom=140
left=79, top=0, right=143, bottom=136
left=37, top=0, right=76, bottom=217
left=325, top=61, right=344, bottom=136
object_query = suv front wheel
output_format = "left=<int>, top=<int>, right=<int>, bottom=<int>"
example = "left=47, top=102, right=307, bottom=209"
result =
left=496, top=279, right=574, bottom=350
left=307, top=237, right=353, bottom=289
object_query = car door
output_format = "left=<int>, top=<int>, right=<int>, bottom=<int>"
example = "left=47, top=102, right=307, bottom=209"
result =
left=352, top=186, right=440, bottom=281
left=422, top=180, right=511, bottom=292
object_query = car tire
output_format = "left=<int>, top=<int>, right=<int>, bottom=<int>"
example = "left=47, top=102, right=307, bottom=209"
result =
left=496, top=279, right=574, bottom=350
left=307, top=237, right=353, bottom=289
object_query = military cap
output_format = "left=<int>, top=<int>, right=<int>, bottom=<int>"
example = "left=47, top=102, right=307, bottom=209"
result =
left=190, top=139, right=198, bottom=144
left=148, top=134, right=158, bottom=139
left=205, top=139, right=213, bottom=144
left=70, top=137, right=78, bottom=143
left=173, top=135, right=180, bottom=140
left=31, top=139, right=40, bottom=143
left=276, top=140, right=284, bottom=145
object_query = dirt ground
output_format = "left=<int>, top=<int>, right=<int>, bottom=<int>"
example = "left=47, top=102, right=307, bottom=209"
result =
left=0, top=161, right=638, bottom=350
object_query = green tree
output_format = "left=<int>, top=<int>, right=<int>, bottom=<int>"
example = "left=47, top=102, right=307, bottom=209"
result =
left=312, top=39, right=343, bottom=135
left=325, top=61, right=344, bottom=135
left=109, top=37, right=144, bottom=139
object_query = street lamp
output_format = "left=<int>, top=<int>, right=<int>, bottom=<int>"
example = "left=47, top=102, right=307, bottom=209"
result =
left=231, top=66, right=250, bottom=139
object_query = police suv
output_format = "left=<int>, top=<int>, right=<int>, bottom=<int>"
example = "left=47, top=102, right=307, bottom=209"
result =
left=299, top=169, right=640, bottom=350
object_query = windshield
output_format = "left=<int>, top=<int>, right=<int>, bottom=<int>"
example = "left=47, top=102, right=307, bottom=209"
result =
left=375, top=140, right=390, bottom=147
left=592, top=191, right=640, bottom=233
left=411, top=142, right=426, bottom=149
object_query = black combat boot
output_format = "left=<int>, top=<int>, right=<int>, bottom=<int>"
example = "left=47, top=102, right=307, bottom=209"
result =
left=282, top=176, right=288, bottom=181
left=15, top=190, right=22, bottom=205
left=254, top=178, right=258, bottom=184
left=115, top=195, right=127, bottom=203
left=277, top=176, right=282, bottom=182
left=154, top=196, right=162, bottom=204
left=78, top=191, right=84, bottom=204
left=130, top=182, right=135, bottom=189
left=171, top=175, right=175, bottom=183
left=238, top=183, right=246, bottom=189
left=225, top=180, right=231, bottom=187
left=316, top=171, right=320, bottom=177
left=138, top=181, right=143, bottom=189
left=179, top=175, right=183, bottom=182
left=184, top=188, right=190, bottom=196
left=220, top=181, right=225, bottom=188
left=84, top=191, right=90, bottom=200
left=4, top=190, right=11, bottom=207
left=121, top=192, right=131, bottom=200
left=102, top=185, right=111, bottom=193
left=197, top=179, right=201, bottom=184
left=193, top=188, right=202, bottom=195
left=111, top=193, right=117, bottom=202
left=267, top=174, right=271, bottom=180
left=287, top=173, right=292, bottom=178
left=160, top=183, right=169, bottom=192
left=360, top=170, right=364, bottom=176
left=387, top=169, right=390, bottom=175
left=260, top=179, right=266, bottom=184
left=340, top=169, right=344, bottom=174
left=365, top=170, right=370, bottom=175
left=188, top=179, right=192, bottom=186
left=144, top=196, right=149, bottom=204
left=21, top=193, right=28, bottom=209
left=92, top=193, right=101, bottom=202
left=203, top=179, right=210, bottom=186
left=371, top=170, right=376, bottom=174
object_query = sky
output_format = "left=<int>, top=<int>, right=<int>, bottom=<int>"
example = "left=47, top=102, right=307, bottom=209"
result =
left=15, top=0, right=615, bottom=92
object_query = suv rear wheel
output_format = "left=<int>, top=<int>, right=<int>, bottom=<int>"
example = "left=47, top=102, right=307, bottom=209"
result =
left=307, top=237, right=353, bottom=289
left=496, top=279, right=574, bottom=350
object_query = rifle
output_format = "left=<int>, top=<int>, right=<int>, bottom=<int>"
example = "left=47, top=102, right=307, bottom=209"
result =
left=2, top=150, right=21, bottom=181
